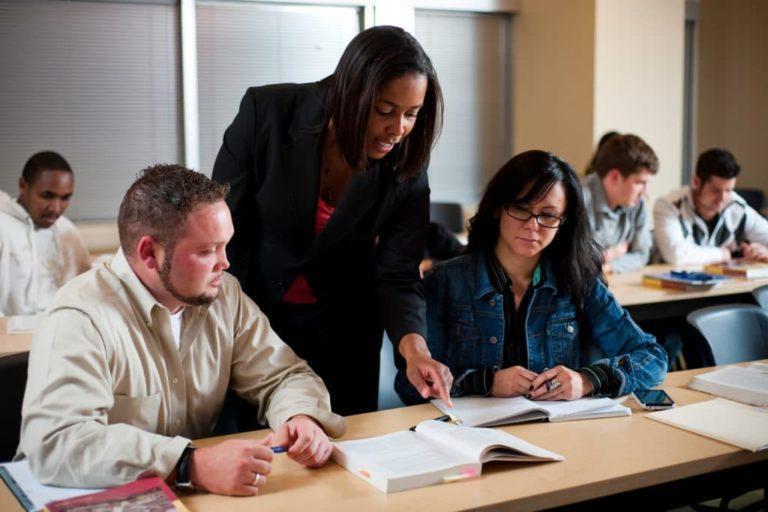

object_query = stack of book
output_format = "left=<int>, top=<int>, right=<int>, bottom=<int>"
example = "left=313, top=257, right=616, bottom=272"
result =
left=642, top=270, right=728, bottom=291
left=703, top=262, right=768, bottom=279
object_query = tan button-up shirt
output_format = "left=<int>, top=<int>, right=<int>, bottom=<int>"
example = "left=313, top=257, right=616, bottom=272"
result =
left=17, top=250, right=345, bottom=487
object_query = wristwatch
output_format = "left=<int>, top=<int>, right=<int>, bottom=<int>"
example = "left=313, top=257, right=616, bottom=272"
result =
left=175, top=444, right=197, bottom=490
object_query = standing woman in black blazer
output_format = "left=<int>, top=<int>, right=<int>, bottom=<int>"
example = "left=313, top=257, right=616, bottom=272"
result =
left=212, top=26, right=453, bottom=416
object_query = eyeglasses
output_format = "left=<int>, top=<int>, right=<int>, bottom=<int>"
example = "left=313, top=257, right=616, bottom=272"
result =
left=504, top=204, right=565, bottom=229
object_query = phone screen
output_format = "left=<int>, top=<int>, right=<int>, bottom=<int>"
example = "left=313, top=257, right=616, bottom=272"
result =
left=633, top=389, right=674, bottom=407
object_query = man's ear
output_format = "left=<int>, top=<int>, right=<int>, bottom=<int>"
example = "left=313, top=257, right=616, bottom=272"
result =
left=18, top=177, right=28, bottom=195
left=605, top=169, right=622, bottom=186
left=691, top=175, right=701, bottom=191
left=136, top=235, right=162, bottom=270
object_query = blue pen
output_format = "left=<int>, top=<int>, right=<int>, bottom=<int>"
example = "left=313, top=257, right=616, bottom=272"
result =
left=271, top=446, right=287, bottom=454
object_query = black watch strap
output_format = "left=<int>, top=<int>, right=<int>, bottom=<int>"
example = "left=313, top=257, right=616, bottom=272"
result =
left=175, top=444, right=196, bottom=490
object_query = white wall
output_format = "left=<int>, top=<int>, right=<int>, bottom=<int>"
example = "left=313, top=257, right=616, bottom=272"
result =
left=594, top=0, right=686, bottom=205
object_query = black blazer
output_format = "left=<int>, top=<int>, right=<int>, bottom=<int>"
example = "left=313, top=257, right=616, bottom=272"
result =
left=211, top=79, right=428, bottom=344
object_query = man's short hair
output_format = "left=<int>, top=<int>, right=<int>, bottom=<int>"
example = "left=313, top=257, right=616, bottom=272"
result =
left=594, top=134, right=659, bottom=178
left=118, top=164, right=230, bottom=255
left=22, top=151, right=73, bottom=184
left=695, top=148, right=740, bottom=183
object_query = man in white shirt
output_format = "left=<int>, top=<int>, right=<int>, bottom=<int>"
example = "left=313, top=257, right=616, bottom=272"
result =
left=18, top=164, right=345, bottom=496
left=0, top=151, right=90, bottom=316
left=654, top=148, right=768, bottom=264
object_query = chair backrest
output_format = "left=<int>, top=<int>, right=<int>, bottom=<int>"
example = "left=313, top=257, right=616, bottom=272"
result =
left=753, top=284, right=768, bottom=310
left=430, top=202, right=464, bottom=234
left=735, top=187, right=765, bottom=213
left=686, top=304, right=768, bottom=365
left=0, top=351, right=29, bottom=462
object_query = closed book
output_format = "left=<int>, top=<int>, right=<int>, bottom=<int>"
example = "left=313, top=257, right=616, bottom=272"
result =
left=642, top=272, right=726, bottom=291
left=45, top=477, right=188, bottom=512
left=703, top=262, right=768, bottom=279
left=688, top=364, right=768, bottom=407
left=431, top=396, right=630, bottom=427
left=332, top=420, right=563, bottom=493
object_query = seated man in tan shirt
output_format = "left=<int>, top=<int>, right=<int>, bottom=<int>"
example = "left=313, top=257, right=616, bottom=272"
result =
left=17, top=164, right=345, bottom=496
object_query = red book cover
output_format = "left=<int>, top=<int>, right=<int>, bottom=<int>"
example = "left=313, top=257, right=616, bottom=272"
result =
left=45, top=477, right=188, bottom=512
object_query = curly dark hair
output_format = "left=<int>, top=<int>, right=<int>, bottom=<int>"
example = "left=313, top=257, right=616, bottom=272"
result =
left=467, top=150, right=603, bottom=310
left=22, top=151, right=72, bottom=183
left=326, top=25, right=443, bottom=179
left=118, top=164, right=230, bottom=254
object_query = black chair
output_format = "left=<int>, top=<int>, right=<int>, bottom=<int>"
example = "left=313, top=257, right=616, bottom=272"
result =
left=686, top=304, right=768, bottom=365
left=429, top=202, right=464, bottom=234
left=735, top=188, right=765, bottom=214
left=753, top=285, right=768, bottom=310
left=0, top=351, right=29, bottom=462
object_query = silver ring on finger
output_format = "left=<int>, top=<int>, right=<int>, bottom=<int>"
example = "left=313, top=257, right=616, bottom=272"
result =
left=252, top=473, right=262, bottom=487
left=548, top=378, right=561, bottom=391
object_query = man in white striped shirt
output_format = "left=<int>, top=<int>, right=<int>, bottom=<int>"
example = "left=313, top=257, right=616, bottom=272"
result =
left=654, top=148, right=768, bottom=265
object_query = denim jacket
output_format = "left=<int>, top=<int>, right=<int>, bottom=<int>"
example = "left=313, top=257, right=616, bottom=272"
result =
left=395, top=252, right=667, bottom=404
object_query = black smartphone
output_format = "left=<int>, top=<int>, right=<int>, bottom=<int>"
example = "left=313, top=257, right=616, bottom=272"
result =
left=632, top=389, right=675, bottom=410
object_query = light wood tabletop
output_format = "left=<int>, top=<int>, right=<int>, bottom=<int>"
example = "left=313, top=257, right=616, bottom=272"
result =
left=607, top=263, right=768, bottom=307
left=0, top=318, right=33, bottom=356
left=4, top=365, right=764, bottom=512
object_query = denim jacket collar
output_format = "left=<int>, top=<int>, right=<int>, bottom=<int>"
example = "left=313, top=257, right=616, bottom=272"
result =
left=472, top=251, right=557, bottom=300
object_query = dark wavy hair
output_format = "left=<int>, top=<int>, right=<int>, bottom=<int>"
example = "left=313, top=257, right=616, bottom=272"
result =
left=695, top=148, right=740, bottom=183
left=467, top=150, right=603, bottom=310
left=326, top=25, right=443, bottom=179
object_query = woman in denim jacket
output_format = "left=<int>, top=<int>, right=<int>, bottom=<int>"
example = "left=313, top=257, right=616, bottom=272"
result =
left=396, top=150, right=667, bottom=404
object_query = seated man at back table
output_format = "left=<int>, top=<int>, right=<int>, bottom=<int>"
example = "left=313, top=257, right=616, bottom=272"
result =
left=581, top=134, right=658, bottom=273
left=17, top=164, right=345, bottom=496
left=0, top=151, right=90, bottom=316
left=654, top=148, right=768, bottom=264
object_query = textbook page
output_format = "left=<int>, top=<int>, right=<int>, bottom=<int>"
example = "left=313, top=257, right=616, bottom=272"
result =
left=689, top=365, right=768, bottom=407
left=332, top=430, right=472, bottom=493
left=414, top=420, right=564, bottom=463
left=0, top=461, right=102, bottom=512
left=432, top=396, right=626, bottom=427
left=648, top=398, right=768, bottom=452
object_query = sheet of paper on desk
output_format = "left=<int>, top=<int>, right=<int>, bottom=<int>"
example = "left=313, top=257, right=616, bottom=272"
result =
left=6, top=315, right=41, bottom=334
left=647, top=398, right=768, bottom=452
left=0, top=461, right=102, bottom=511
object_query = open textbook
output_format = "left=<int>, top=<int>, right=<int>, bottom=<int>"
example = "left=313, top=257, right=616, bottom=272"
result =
left=688, top=363, right=768, bottom=406
left=648, top=398, right=768, bottom=452
left=332, top=420, right=564, bottom=493
left=431, top=396, right=631, bottom=427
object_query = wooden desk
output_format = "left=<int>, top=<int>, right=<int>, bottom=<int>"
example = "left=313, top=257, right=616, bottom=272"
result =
left=0, top=318, right=33, bottom=356
left=608, top=264, right=768, bottom=321
left=4, top=366, right=764, bottom=512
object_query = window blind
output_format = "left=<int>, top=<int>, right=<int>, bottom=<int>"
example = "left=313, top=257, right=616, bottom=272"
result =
left=415, top=10, right=512, bottom=205
left=0, top=0, right=182, bottom=220
left=196, top=1, right=362, bottom=176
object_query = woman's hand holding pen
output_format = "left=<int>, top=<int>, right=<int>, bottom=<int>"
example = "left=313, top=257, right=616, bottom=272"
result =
left=527, top=365, right=593, bottom=401
left=491, top=366, right=539, bottom=397
left=399, top=333, right=454, bottom=407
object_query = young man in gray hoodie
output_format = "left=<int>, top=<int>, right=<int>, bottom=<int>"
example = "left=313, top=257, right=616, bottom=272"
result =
left=0, top=151, right=90, bottom=316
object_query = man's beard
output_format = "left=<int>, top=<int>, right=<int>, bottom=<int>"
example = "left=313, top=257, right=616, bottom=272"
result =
left=158, top=250, right=218, bottom=306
